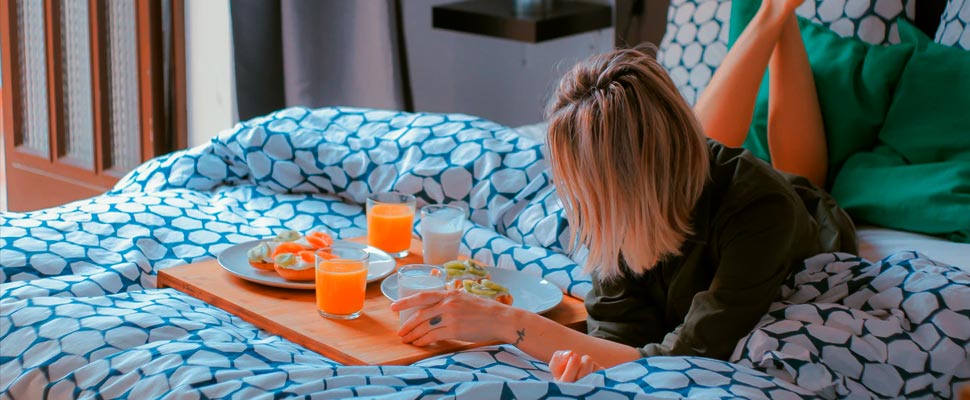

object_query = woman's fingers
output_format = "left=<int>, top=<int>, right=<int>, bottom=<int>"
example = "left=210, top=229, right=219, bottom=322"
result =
left=576, top=355, right=597, bottom=381
left=558, top=352, right=582, bottom=382
left=390, top=290, right=447, bottom=312
left=398, top=304, right=443, bottom=337
left=549, top=350, right=570, bottom=378
left=396, top=291, right=509, bottom=345
left=411, top=325, right=455, bottom=346
left=550, top=351, right=602, bottom=382
left=400, top=309, right=445, bottom=343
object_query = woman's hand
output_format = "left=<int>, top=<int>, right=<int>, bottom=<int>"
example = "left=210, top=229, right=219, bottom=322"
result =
left=549, top=350, right=602, bottom=382
left=394, top=291, right=639, bottom=376
left=390, top=290, right=515, bottom=346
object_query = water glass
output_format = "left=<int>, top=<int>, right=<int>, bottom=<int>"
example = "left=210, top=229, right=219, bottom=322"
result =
left=396, top=264, right=446, bottom=327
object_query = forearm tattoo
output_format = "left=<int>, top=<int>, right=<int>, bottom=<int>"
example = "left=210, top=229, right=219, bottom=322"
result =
left=514, top=328, right=526, bottom=346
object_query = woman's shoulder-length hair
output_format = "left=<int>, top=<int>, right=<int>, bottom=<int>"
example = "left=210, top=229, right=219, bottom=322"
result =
left=545, top=45, right=710, bottom=280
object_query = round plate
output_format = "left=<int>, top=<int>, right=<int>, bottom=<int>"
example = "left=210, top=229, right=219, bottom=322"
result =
left=218, top=239, right=396, bottom=290
left=380, top=267, right=563, bottom=314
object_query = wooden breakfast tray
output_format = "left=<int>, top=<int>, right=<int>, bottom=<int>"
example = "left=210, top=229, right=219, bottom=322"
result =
left=157, top=238, right=588, bottom=365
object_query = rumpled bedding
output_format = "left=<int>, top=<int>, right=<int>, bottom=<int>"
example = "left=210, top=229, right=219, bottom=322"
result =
left=1, top=107, right=967, bottom=399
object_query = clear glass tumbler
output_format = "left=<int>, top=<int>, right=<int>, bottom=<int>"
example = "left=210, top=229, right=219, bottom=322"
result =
left=316, top=244, right=369, bottom=320
left=367, top=192, right=417, bottom=258
left=419, top=204, right=466, bottom=265
left=396, top=264, right=446, bottom=327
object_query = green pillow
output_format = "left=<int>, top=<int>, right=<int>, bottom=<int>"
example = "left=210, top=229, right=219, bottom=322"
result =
left=727, top=0, right=915, bottom=186
left=832, top=20, right=970, bottom=243
left=831, top=146, right=970, bottom=243
left=878, top=21, right=970, bottom=164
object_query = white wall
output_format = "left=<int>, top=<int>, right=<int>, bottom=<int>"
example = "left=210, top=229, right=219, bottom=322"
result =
left=184, top=0, right=237, bottom=147
left=403, top=0, right=615, bottom=127
left=181, top=0, right=613, bottom=140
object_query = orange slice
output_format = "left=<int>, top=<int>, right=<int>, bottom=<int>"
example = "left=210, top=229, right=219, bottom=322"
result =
left=306, top=231, right=334, bottom=249
left=272, top=242, right=307, bottom=258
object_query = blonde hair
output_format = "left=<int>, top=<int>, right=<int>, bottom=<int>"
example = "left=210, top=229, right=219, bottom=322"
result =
left=546, top=47, right=710, bottom=280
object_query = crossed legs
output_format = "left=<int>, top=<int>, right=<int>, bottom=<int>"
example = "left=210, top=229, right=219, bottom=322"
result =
left=693, top=0, right=828, bottom=187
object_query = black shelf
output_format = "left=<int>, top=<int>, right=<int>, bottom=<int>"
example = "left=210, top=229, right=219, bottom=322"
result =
left=432, top=0, right=612, bottom=43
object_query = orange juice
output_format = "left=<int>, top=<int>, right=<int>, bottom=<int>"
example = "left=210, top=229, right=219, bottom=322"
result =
left=316, top=259, right=367, bottom=318
left=367, top=203, right=414, bottom=254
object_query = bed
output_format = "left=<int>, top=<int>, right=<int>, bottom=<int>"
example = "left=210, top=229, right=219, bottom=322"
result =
left=3, top=1, right=969, bottom=398
left=1, top=106, right=967, bottom=399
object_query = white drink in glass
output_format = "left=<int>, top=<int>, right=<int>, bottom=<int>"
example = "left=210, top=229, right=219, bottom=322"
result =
left=420, top=205, right=465, bottom=265
left=397, top=264, right=446, bottom=327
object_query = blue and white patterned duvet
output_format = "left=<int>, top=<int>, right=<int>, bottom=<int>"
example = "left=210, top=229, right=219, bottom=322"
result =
left=2, top=107, right=967, bottom=399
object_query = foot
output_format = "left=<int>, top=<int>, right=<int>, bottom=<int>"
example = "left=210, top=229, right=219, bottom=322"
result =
left=757, top=0, right=803, bottom=24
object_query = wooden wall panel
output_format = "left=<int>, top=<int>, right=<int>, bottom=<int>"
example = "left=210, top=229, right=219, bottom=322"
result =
left=2, top=0, right=186, bottom=212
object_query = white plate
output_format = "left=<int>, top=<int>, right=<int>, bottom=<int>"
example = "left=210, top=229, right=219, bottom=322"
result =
left=380, top=267, right=563, bottom=314
left=217, top=239, right=396, bottom=290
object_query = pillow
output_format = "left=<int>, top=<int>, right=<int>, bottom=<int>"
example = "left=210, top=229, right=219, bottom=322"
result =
left=880, top=20, right=970, bottom=163
left=657, top=0, right=733, bottom=106
left=791, top=0, right=915, bottom=45
left=935, top=0, right=970, bottom=50
left=727, top=2, right=915, bottom=185
left=831, top=147, right=970, bottom=243
left=831, top=20, right=970, bottom=242
left=658, top=0, right=915, bottom=106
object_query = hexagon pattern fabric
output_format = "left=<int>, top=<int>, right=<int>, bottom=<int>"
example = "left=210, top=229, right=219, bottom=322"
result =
left=733, top=252, right=970, bottom=398
left=2, top=107, right=968, bottom=398
left=935, top=0, right=970, bottom=50
left=657, top=0, right=915, bottom=105
left=657, top=0, right=733, bottom=105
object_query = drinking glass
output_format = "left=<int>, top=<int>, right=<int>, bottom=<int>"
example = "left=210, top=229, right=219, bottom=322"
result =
left=316, top=244, right=369, bottom=320
left=419, top=205, right=466, bottom=265
left=396, top=264, right=446, bottom=327
left=367, top=192, right=417, bottom=258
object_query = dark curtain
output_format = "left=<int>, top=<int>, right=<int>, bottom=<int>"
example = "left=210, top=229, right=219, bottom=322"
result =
left=230, top=0, right=412, bottom=121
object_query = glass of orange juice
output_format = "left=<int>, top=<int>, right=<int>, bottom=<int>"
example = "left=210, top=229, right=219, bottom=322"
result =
left=315, top=244, right=369, bottom=320
left=366, top=192, right=416, bottom=258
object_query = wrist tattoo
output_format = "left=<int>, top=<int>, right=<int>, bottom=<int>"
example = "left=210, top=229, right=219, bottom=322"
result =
left=514, top=328, right=526, bottom=346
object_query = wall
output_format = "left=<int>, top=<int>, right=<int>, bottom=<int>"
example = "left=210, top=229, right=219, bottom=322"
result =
left=1, top=49, right=6, bottom=212
left=184, top=0, right=238, bottom=147
left=182, top=0, right=624, bottom=135
left=403, top=0, right=615, bottom=128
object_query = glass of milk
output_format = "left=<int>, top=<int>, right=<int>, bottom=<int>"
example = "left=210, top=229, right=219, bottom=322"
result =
left=397, top=264, right=446, bottom=327
left=419, top=205, right=466, bottom=265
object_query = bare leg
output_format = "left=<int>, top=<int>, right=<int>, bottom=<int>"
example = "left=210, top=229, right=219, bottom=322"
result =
left=766, top=15, right=827, bottom=187
left=694, top=0, right=801, bottom=147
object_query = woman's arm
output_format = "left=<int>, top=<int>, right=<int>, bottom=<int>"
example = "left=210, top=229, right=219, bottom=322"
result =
left=390, top=290, right=641, bottom=367
left=505, top=305, right=642, bottom=367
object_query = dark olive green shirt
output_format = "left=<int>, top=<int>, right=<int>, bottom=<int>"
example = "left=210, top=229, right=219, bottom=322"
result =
left=585, top=140, right=856, bottom=361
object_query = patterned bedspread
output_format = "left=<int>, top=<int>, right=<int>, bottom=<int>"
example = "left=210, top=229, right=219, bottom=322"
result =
left=2, top=107, right=967, bottom=399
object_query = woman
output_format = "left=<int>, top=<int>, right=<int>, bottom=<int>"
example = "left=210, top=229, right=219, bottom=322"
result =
left=391, top=0, right=856, bottom=382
